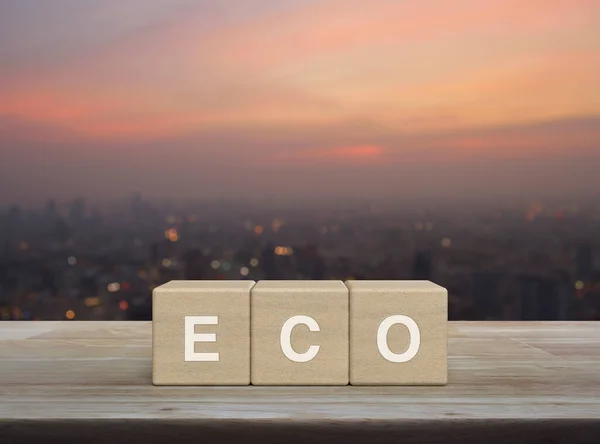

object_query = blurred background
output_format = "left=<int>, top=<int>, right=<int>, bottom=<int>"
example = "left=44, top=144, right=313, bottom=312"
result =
left=1, top=0, right=599, bottom=321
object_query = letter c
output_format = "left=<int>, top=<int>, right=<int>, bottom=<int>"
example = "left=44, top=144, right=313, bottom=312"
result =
left=377, top=315, right=421, bottom=363
left=280, top=315, right=320, bottom=363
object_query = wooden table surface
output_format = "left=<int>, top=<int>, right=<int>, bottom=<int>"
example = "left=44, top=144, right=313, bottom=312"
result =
left=1, top=321, right=599, bottom=443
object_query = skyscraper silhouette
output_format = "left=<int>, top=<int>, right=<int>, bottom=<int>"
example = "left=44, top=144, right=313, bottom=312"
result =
left=516, top=275, right=569, bottom=320
left=183, top=249, right=205, bottom=280
left=412, top=250, right=433, bottom=280
left=471, top=272, right=502, bottom=319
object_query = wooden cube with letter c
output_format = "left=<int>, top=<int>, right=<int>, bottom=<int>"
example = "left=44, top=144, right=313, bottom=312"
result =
left=250, top=280, right=349, bottom=385
left=152, top=280, right=255, bottom=385
left=347, top=280, right=447, bottom=385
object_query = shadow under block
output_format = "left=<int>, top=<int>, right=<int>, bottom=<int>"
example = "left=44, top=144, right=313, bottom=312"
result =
left=250, top=280, right=349, bottom=385
left=152, top=280, right=255, bottom=385
left=347, top=280, right=448, bottom=386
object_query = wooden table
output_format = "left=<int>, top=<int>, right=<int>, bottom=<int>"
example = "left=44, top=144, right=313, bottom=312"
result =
left=0, top=321, right=599, bottom=443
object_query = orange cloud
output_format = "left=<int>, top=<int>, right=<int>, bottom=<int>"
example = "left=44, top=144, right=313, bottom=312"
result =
left=270, top=144, right=385, bottom=165
left=207, top=0, right=596, bottom=73
left=0, top=84, right=344, bottom=139
left=0, top=92, right=108, bottom=122
left=327, top=145, right=385, bottom=158
left=396, top=115, right=600, bottom=164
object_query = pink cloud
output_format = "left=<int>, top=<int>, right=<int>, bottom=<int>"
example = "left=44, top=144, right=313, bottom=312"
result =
left=270, top=144, right=385, bottom=165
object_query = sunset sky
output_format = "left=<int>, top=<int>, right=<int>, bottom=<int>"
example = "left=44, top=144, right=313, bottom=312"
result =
left=1, top=0, right=599, bottom=204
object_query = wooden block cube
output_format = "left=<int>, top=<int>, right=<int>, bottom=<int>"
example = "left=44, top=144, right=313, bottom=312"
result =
left=152, top=280, right=255, bottom=385
left=347, top=280, right=447, bottom=385
left=251, top=280, right=349, bottom=385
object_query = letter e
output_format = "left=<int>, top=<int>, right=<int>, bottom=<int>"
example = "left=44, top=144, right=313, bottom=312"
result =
left=184, top=316, right=219, bottom=362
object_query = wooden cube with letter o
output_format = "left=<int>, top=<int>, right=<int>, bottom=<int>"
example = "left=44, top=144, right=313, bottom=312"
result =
left=347, top=280, right=447, bottom=385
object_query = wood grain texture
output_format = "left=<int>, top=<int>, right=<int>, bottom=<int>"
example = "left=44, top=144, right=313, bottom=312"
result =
left=1, top=321, right=599, bottom=443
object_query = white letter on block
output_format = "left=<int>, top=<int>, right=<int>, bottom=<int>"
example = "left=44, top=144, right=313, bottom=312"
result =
left=377, top=315, right=421, bottom=363
left=280, top=315, right=320, bottom=363
left=184, top=316, right=219, bottom=362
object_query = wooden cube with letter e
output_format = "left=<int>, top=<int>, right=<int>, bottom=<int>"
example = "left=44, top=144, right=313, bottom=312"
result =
left=347, top=280, right=447, bottom=385
left=152, top=280, right=255, bottom=385
left=250, top=280, right=349, bottom=385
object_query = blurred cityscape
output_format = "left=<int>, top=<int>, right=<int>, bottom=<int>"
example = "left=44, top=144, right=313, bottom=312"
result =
left=1, top=194, right=599, bottom=321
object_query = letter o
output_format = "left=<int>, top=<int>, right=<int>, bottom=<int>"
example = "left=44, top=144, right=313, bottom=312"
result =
left=377, top=315, right=420, bottom=363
